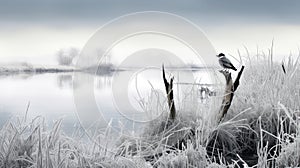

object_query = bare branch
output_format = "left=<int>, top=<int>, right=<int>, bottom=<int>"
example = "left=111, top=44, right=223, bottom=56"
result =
left=233, top=66, right=245, bottom=92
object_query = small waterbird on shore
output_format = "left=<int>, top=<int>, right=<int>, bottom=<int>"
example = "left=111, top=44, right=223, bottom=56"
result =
left=216, top=53, right=237, bottom=71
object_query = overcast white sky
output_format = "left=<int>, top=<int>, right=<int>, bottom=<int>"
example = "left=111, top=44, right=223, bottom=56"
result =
left=1, top=0, right=300, bottom=64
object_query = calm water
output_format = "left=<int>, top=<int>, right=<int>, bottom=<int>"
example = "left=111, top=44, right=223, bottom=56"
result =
left=0, top=73, right=78, bottom=133
left=0, top=69, right=216, bottom=134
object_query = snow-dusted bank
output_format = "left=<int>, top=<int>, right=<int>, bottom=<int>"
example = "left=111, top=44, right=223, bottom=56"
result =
left=0, top=63, right=119, bottom=76
left=0, top=63, right=77, bottom=75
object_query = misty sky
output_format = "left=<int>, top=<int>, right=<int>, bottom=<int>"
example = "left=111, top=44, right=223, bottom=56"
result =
left=1, top=0, right=300, bottom=64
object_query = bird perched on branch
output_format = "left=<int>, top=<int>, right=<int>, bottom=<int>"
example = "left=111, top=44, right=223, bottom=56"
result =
left=217, top=53, right=237, bottom=71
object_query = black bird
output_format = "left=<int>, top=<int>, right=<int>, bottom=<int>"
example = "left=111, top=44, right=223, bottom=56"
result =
left=216, top=53, right=237, bottom=71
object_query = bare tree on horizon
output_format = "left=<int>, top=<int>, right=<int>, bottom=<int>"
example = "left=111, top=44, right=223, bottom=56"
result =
left=56, top=47, right=79, bottom=66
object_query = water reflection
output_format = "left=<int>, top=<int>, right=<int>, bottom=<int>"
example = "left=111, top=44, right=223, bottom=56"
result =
left=57, top=74, right=73, bottom=89
left=95, top=74, right=112, bottom=89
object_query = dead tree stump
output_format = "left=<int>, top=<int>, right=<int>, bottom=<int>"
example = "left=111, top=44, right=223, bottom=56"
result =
left=218, top=66, right=245, bottom=123
left=162, top=65, right=176, bottom=120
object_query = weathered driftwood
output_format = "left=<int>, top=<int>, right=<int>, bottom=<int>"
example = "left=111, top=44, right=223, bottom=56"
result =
left=218, top=66, right=245, bottom=123
left=162, top=65, right=176, bottom=120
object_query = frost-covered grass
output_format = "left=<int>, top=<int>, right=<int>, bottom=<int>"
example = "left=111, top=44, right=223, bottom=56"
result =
left=0, top=52, right=299, bottom=167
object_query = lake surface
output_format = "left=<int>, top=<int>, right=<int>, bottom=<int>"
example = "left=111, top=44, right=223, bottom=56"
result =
left=0, top=69, right=218, bottom=135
